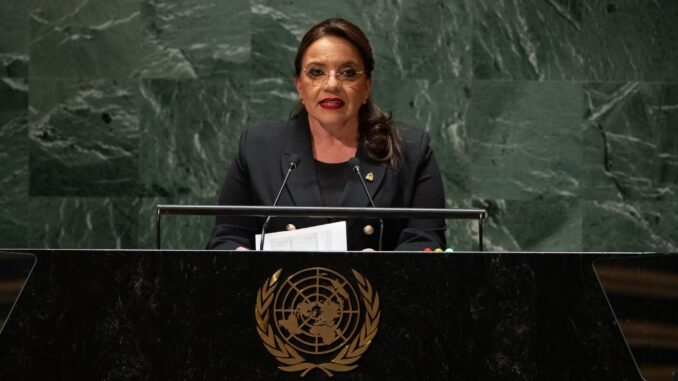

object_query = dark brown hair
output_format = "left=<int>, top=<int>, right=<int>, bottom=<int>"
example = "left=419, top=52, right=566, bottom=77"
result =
left=289, top=17, right=402, bottom=168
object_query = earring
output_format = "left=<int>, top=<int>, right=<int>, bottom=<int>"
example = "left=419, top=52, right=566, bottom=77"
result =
left=363, top=99, right=368, bottom=105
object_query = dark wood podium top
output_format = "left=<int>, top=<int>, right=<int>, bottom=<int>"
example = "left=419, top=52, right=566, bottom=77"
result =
left=2, top=250, right=673, bottom=380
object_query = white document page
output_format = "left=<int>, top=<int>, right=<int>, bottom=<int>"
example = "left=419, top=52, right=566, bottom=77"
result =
left=255, top=221, right=347, bottom=251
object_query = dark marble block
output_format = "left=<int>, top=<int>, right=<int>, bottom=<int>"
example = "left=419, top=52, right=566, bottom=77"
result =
left=0, top=250, right=643, bottom=380
left=583, top=200, right=678, bottom=252
left=29, top=0, right=147, bottom=78
left=467, top=81, right=582, bottom=200
left=472, top=0, right=678, bottom=81
left=373, top=79, right=472, bottom=200
left=0, top=0, right=29, bottom=77
left=583, top=83, right=678, bottom=201
left=139, top=78, right=249, bottom=199
left=479, top=197, right=582, bottom=251
left=0, top=79, right=28, bottom=247
left=250, top=0, right=471, bottom=82
left=249, top=77, right=298, bottom=125
left=580, top=82, right=678, bottom=252
left=26, top=197, right=139, bottom=249
left=138, top=196, right=214, bottom=250
left=28, top=79, right=140, bottom=197
left=139, top=0, right=251, bottom=79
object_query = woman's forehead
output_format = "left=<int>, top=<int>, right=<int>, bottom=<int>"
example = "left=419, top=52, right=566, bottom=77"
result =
left=302, top=36, right=363, bottom=66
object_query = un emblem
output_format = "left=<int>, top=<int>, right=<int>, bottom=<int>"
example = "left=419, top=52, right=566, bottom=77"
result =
left=255, top=267, right=380, bottom=377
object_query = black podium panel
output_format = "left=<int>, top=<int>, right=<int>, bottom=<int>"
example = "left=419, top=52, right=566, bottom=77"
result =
left=0, top=250, right=644, bottom=380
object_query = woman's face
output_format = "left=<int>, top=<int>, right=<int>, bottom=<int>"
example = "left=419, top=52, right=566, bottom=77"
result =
left=295, top=35, right=371, bottom=131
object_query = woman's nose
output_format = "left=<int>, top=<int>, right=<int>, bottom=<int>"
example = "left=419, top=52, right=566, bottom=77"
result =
left=323, top=72, right=340, bottom=89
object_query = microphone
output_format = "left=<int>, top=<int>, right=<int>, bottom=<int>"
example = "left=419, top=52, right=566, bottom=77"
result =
left=259, top=154, right=300, bottom=250
left=348, top=157, right=384, bottom=251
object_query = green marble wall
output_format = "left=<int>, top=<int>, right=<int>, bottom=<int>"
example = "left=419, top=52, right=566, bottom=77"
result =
left=1, top=0, right=677, bottom=251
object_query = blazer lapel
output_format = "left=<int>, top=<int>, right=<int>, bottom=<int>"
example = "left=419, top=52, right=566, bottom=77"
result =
left=341, top=145, right=387, bottom=207
left=280, top=118, right=388, bottom=212
left=281, top=119, right=323, bottom=207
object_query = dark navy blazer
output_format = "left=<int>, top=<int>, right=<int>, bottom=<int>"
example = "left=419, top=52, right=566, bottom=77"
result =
left=206, top=118, right=446, bottom=251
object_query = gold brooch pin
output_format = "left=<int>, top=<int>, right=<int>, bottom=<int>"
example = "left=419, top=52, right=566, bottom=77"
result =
left=365, top=172, right=374, bottom=182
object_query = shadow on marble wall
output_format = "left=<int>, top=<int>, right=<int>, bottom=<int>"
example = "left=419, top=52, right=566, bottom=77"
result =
left=0, top=0, right=677, bottom=251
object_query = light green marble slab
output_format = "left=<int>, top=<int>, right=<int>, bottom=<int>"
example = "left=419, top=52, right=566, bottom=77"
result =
left=478, top=197, right=582, bottom=252
left=583, top=200, right=678, bottom=252
left=467, top=81, right=582, bottom=200
left=28, top=79, right=140, bottom=196
left=139, top=77, right=249, bottom=199
left=583, top=82, right=678, bottom=201
left=372, top=79, right=471, bottom=199
left=138, top=0, right=250, bottom=79
left=360, top=0, right=471, bottom=81
left=251, top=0, right=471, bottom=82
left=0, top=78, right=28, bottom=247
left=27, top=197, right=139, bottom=248
left=29, top=0, right=145, bottom=78
left=579, top=1, right=678, bottom=81
left=472, top=0, right=584, bottom=80
left=472, top=0, right=678, bottom=81
left=443, top=197, right=480, bottom=252
left=251, top=0, right=363, bottom=79
left=138, top=196, right=214, bottom=250
left=249, top=77, right=298, bottom=125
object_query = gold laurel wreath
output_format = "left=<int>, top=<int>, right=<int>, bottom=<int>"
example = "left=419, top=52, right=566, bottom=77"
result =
left=255, top=268, right=380, bottom=377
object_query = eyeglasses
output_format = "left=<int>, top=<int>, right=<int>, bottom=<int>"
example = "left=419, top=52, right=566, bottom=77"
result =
left=302, top=67, right=365, bottom=86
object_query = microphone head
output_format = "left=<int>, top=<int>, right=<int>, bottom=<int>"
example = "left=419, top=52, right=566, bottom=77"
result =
left=288, top=154, right=301, bottom=169
left=348, top=157, right=360, bottom=172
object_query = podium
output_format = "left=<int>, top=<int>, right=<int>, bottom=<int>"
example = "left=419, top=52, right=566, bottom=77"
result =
left=2, top=249, right=669, bottom=380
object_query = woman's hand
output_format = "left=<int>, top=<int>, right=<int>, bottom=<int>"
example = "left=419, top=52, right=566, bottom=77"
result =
left=361, top=248, right=375, bottom=252
left=235, top=246, right=251, bottom=251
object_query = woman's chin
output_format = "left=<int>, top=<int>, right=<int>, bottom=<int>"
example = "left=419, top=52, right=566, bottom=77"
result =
left=309, top=112, right=356, bottom=129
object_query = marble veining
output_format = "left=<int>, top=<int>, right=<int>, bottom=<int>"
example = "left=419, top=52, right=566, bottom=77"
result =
left=137, top=196, right=213, bottom=249
left=27, top=198, right=138, bottom=249
left=251, top=0, right=471, bottom=82
left=467, top=81, right=582, bottom=200
left=584, top=83, right=678, bottom=201
left=583, top=200, right=678, bottom=252
left=0, top=0, right=676, bottom=251
left=139, top=78, right=249, bottom=199
left=28, top=79, right=139, bottom=196
left=473, top=0, right=678, bottom=81
left=138, top=0, right=250, bottom=79
left=29, top=0, right=146, bottom=78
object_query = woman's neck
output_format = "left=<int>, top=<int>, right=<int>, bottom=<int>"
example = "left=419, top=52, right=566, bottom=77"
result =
left=308, top=118, right=359, bottom=163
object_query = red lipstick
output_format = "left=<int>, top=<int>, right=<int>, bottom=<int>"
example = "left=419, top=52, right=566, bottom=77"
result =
left=319, top=97, right=344, bottom=109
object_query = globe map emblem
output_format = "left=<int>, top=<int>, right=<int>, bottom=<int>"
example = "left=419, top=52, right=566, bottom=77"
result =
left=273, top=268, right=361, bottom=355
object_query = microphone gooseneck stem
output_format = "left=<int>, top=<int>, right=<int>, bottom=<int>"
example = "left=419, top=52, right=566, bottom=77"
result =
left=259, top=217, right=272, bottom=251
left=259, top=160, right=298, bottom=251
left=352, top=162, right=384, bottom=252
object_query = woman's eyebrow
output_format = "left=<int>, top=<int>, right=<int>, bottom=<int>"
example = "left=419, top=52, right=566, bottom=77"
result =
left=305, top=59, right=360, bottom=67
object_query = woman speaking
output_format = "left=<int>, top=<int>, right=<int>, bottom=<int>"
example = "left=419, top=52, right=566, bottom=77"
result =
left=207, top=18, right=446, bottom=251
